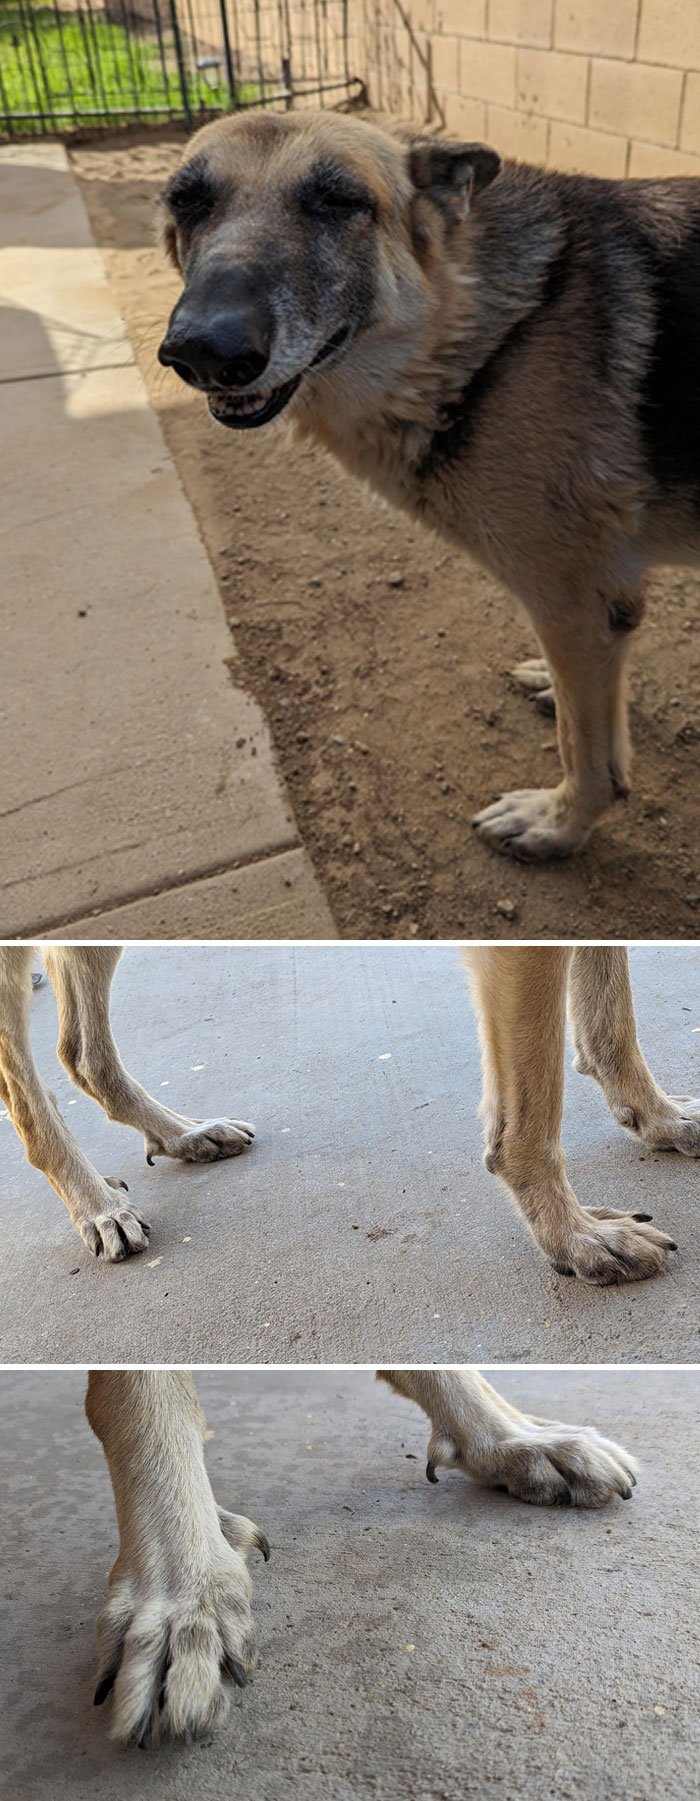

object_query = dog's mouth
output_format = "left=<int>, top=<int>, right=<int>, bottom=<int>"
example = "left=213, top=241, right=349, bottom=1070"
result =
left=207, top=376, right=300, bottom=430
left=207, top=324, right=352, bottom=431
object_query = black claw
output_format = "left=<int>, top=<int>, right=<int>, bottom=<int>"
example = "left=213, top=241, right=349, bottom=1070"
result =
left=224, top=1655, right=248, bottom=1688
left=138, top=1723, right=152, bottom=1750
left=94, top=1241, right=102, bottom=1259
left=94, top=1671, right=116, bottom=1706
left=256, top=1531, right=271, bottom=1563
left=668, top=1241, right=678, bottom=1251
left=632, top=1212, right=653, bottom=1222
left=426, top=1461, right=438, bottom=1484
left=146, top=1153, right=155, bottom=1167
left=621, top=1487, right=633, bottom=1500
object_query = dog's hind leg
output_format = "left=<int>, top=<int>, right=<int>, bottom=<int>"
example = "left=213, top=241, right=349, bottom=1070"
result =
left=87, top=1370, right=267, bottom=1746
left=463, top=946, right=676, bottom=1283
left=570, top=946, right=700, bottom=1155
left=474, top=595, right=634, bottom=860
left=45, top=946, right=255, bottom=1167
left=0, top=946, right=151, bottom=1260
left=378, top=1369, right=637, bottom=1507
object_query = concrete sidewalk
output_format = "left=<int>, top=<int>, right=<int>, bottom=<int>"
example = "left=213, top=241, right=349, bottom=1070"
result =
left=2, top=943, right=699, bottom=1363
left=1, top=1368, right=697, bottom=1801
left=0, top=143, right=335, bottom=939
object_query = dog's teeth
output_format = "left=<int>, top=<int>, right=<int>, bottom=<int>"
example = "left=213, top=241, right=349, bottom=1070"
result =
left=209, top=388, right=270, bottom=412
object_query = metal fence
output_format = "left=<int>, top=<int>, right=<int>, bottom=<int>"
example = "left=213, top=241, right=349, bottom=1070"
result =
left=0, top=0, right=362, bottom=136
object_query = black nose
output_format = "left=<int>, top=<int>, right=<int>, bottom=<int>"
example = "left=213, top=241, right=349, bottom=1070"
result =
left=158, top=307, right=271, bottom=390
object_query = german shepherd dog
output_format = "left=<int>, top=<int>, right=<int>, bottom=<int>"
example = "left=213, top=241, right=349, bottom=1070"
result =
left=85, top=1368, right=636, bottom=1746
left=158, top=110, right=700, bottom=861
left=2, top=945, right=694, bottom=1282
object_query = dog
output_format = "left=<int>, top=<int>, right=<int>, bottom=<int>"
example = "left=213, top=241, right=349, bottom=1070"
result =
left=157, top=109, right=700, bottom=862
left=86, top=1366, right=638, bottom=1746
left=1, top=944, right=693, bottom=1281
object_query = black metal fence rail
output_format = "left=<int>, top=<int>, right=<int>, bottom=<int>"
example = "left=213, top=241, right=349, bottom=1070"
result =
left=0, top=0, right=361, bottom=136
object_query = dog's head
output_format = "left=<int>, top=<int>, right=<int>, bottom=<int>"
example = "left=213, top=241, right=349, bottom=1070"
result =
left=157, top=110, right=500, bottom=430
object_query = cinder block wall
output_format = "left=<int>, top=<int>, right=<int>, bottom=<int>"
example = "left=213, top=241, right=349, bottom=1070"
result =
left=349, top=0, right=700, bottom=177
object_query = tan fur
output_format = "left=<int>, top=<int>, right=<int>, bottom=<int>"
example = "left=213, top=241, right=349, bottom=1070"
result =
left=3, top=945, right=696, bottom=1279
left=159, top=110, right=700, bottom=859
left=0, top=946, right=254, bottom=1260
left=87, top=1366, right=637, bottom=1746
left=463, top=945, right=699, bottom=1283
left=87, top=1370, right=265, bottom=1746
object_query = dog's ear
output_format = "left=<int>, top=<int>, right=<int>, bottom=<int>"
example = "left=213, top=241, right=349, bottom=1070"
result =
left=409, top=140, right=501, bottom=219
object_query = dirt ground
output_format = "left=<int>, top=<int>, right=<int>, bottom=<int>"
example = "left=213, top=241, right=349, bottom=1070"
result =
left=70, top=129, right=700, bottom=940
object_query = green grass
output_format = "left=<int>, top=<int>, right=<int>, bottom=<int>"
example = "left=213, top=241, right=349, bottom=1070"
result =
left=0, top=4, right=240, bottom=128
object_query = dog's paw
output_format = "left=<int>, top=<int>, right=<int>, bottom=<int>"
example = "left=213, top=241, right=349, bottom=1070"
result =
left=473, top=788, right=590, bottom=860
left=619, top=1096, right=700, bottom=1157
left=145, top=1118, right=255, bottom=1166
left=93, top=1515, right=267, bottom=1746
left=509, top=657, right=556, bottom=716
left=76, top=1180, right=151, bottom=1261
left=427, top=1419, right=637, bottom=1508
left=549, top=1208, right=677, bottom=1284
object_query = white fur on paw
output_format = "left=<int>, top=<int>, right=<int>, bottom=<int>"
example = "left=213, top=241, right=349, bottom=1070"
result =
left=550, top=1209, right=677, bottom=1284
left=631, top=1098, right=700, bottom=1157
left=473, top=789, right=588, bottom=860
left=509, top=658, right=556, bottom=714
left=94, top=1521, right=267, bottom=1746
left=427, top=1420, right=638, bottom=1508
left=146, top=1118, right=256, bottom=1165
left=77, top=1184, right=150, bottom=1262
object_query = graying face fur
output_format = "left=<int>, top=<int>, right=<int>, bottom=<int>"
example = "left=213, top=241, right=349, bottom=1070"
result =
left=158, top=132, right=383, bottom=429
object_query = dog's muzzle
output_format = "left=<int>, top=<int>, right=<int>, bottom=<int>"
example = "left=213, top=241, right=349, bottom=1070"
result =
left=158, top=314, right=352, bottom=430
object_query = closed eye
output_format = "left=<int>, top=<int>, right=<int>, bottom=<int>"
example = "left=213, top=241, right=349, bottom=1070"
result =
left=296, top=165, right=377, bottom=221
left=162, top=157, right=222, bottom=230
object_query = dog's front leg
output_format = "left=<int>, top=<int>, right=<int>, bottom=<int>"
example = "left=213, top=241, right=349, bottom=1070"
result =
left=473, top=593, right=633, bottom=860
left=0, top=948, right=151, bottom=1259
left=464, top=947, right=676, bottom=1282
left=570, top=946, right=700, bottom=1155
left=45, top=946, right=255, bottom=1166
left=87, top=1371, right=268, bottom=1746
left=378, top=1369, right=637, bottom=1507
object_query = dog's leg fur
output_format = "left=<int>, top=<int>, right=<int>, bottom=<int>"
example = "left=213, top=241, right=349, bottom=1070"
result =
left=379, top=1369, right=637, bottom=1506
left=570, top=946, right=700, bottom=1153
left=45, top=946, right=255, bottom=1165
left=86, top=1366, right=632, bottom=1752
left=0, top=947, right=152, bottom=1259
left=474, top=601, right=633, bottom=860
left=87, top=1370, right=268, bottom=1746
left=463, top=947, right=677, bottom=1283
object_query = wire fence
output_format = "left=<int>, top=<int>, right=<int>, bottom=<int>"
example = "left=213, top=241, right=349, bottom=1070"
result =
left=0, top=0, right=362, bottom=136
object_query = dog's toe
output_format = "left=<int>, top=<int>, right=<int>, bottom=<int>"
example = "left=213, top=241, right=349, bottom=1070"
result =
left=77, top=1200, right=151, bottom=1262
left=473, top=788, right=590, bottom=860
left=508, top=661, right=556, bottom=713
